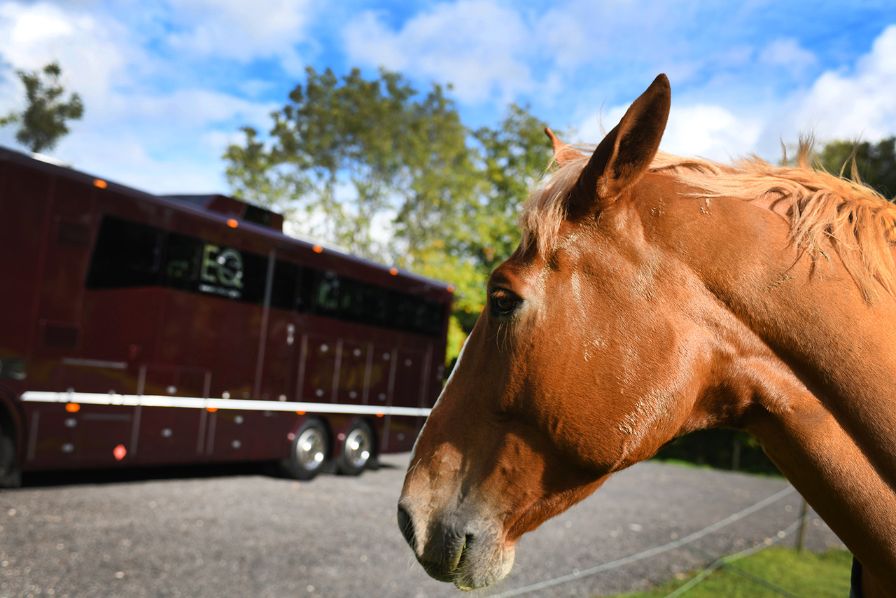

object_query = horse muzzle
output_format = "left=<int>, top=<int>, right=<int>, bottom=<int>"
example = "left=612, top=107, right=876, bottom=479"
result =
left=397, top=502, right=515, bottom=590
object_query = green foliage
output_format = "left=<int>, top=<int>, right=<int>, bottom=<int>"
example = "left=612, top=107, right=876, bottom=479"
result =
left=224, top=68, right=552, bottom=355
left=615, top=548, right=851, bottom=598
left=654, top=428, right=780, bottom=475
left=1, top=62, right=84, bottom=153
left=816, top=137, right=896, bottom=199
left=225, top=67, right=477, bottom=261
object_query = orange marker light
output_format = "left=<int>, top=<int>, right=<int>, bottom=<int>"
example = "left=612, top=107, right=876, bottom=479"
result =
left=226, top=218, right=239, bottom=229
left=113, top=444, right=127, bottom=461
left=65, top=403, right=80, bottom=413
left=312, top=245, right=323, bottom=254
left=389, top=267, right=398, bottom=276
left=295, top=410, right=305, bottom=415
left=376, top=412, right=385, bottom=418
left=206, top=407, right=218, bottom=413
left=93, top=178, right=108, bottom=189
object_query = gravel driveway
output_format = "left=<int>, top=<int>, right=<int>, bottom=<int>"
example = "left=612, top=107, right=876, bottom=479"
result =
left=0, top=454, right=843, bottom=597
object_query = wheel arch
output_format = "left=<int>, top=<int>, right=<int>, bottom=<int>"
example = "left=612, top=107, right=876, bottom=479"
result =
left=0, top=390, right=24, bottom=463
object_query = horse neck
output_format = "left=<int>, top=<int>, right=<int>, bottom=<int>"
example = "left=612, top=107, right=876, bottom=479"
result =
left=640, top=185, right=896, bottom=585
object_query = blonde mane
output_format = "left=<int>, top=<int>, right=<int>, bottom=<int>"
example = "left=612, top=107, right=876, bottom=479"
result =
left=521, top=143, right=896, bottom=298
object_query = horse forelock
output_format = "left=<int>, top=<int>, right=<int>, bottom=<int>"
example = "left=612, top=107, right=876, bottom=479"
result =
left=520, top=153, right=592, bottom=257
left=520, top=142, right=896, bottom=299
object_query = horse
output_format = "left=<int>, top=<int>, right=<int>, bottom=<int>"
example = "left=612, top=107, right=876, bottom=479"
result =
left=396, top=74, right=896, bottom=595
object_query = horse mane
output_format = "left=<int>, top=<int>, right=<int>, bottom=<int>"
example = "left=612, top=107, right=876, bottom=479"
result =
left=521, top=141, right=896, bottom=298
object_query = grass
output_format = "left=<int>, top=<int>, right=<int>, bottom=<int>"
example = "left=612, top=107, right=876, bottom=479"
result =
left=613, top=547, right=851, bottom=598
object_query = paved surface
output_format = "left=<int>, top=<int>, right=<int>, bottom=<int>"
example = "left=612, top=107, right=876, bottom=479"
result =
left=0, top=454, right=843, bottom=598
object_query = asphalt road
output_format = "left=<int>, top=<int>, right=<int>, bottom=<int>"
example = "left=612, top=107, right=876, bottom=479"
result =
left=0, top=454, right=843, bottom=598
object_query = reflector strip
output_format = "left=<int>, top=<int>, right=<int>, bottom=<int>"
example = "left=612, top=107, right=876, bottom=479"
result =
left=21, top=391, right=431, bottom=417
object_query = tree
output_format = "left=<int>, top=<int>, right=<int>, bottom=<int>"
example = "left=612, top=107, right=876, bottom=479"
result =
left=225, top=67, right=477, bottom=259
left=224, top=68, right=552, bottom=357
left=816, top=137, right=896, bottom=199
left=429, top=105, right=552, bottom=331
left=0, top=62, right=84, bottom=154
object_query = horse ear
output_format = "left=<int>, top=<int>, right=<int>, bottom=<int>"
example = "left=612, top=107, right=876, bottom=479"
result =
left=544, top=127, right=582, bottom=166
left=572, top=74, right=671, bottom=213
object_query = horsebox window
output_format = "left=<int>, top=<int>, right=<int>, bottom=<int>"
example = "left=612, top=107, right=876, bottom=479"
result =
left=87, top=215, right=163, bottom=288
left=164, top=232, right=268, bottom=303
left=355, top=283, right=388, bottom=326
left=305, top=270, right=444, bottom=336
left=270, top=260, right=302, bottom=311
left=86, top=216, right=446, bottom=335
left=234, top=251, right=268, bottom=304
left=163, top=232, right=201, bottom=292
left=312, top=271, right=342, bottom=316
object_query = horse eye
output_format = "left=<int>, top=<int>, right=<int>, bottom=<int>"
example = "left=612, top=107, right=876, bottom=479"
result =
left=489, top=289, right=522, bottom=318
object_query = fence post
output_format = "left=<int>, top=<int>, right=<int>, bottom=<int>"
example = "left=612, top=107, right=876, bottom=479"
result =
left=795, top=498, right=809, bottom=552
left=731, top=436, right=741, bottom=471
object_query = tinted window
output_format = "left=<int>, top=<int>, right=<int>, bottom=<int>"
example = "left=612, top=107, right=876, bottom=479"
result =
left=167, top=234, right=267, bottom=302
left=306, top=271, right=445, bottom=336
left=87, top=216, right=162, bottom=288
left=356, top=283, right=388, bottom=326
left=237, top=251, right=269, bottom=304
left=312, top=271, right=341, bottom=316
left=389, top=293, right=416, bottom=332
left=271, top=260, right=301, bottom=310
left=87, top=216, right=446, bottom=335
left=163, top=232, right=201, bottom=291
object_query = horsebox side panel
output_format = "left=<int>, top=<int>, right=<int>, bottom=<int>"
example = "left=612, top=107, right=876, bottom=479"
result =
left=300, top=333, right=339, bottom=403
left=73, top=405, right=133, bottom=467
left=242, top=410, right=296, bottom=460
left=209, top=410, right=299, bottom=462
left=35, top=176, right=95, bottom=327
left=366, top=344, right=395, bottom=410
left=0, top=158, right=52, bottom=362
left=136, top=406, right=206, bottom=465
left=382, top=415, right=423, bottom=453
left=336, top=339, right=368, bottom=405
left=22, top=403, right=73, bottom=469
left=380, top=346, right=427, bottom=453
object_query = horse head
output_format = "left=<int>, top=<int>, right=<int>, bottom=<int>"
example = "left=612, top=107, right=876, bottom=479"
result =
left=398, top=74, right=722, bottom=589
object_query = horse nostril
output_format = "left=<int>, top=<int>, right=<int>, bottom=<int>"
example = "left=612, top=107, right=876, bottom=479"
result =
left=397, top=505, right=416, bottom=550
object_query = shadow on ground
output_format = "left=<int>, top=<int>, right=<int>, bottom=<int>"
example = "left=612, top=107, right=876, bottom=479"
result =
left=15, top=456, right=401, bottom=489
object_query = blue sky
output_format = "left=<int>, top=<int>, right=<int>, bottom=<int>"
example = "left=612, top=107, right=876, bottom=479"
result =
left=1, top=0, right=895, bottom=196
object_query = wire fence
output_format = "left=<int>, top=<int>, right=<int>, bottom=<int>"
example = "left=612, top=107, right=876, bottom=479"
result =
left=662, top=519, right=804, bottom=598
left=493, top=485, right=825, bottom=597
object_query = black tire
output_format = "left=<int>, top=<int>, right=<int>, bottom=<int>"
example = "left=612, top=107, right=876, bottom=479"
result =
left=336, top=420, right=374, bottom=476
left=281, top=419, right=330, bottom=481
left=0, top=424, right=21, bottom=489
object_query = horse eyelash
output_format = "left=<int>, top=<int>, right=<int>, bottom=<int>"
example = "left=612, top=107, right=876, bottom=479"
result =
left=494, top=319, right=515, bottom=352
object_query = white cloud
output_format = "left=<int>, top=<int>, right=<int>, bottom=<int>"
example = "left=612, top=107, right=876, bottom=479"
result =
left=343, top=0, right=534, bottom=104
left=662, top=105, right=762, bottom=160
left=759, top=38, right=816, bottom=74
left=790, top=25, right=896, bottom=142
left=0, top=2, right=131, bottom=107
left=102, top=88, right=274, bottom=130
left=165, top=0, right=312, bottom=73
left=576, top=103, right=761, bottom=162
left=63, top=133, right=225, bottom=193
left=574, top=24, right=896, bottom=164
